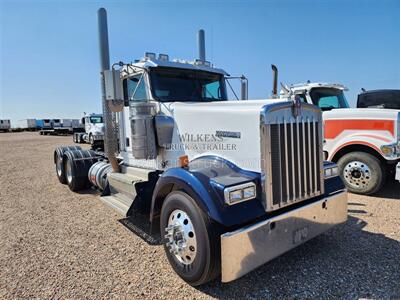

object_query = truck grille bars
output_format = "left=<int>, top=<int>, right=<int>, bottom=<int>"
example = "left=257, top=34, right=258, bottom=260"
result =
left=260, top=103, right=324, bottom=212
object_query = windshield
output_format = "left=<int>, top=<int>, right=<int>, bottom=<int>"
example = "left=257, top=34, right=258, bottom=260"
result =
left=357, top=90, right=400, bottom=109
left=150, top=68, right=227, bottom=102
left=309, top=88, right=349, bottom=111
left=90, top=116, right=103, bottom=124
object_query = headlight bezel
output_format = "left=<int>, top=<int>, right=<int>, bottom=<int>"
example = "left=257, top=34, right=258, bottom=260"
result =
left=380, top=142, right=400, bottom=158
left=324, top=164, right=339, bottom=179
left=224, top=182, right=256, bottom=205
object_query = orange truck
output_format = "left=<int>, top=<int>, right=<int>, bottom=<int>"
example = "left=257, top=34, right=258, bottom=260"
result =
left=279, top=82, right=400, bottom=194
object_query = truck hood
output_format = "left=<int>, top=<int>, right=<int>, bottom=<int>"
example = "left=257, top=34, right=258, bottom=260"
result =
left=165, top=99, right=283, bottom=113
left=323, top=108, right=400, bottom=120
left=162, top=99, right=284, bottom=172
left=92, top=123, right=105, bottom=133
left=323, top=108, right=400, bottom=148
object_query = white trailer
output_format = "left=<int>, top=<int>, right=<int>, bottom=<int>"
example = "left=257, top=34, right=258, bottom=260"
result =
left=53, top=8, right=348, bottom=286
left=16, top=119, right=36, bottom=130
left=39, top=118, right=84, bottom=136
left=61, top=119, right=72, bottom=128
left=71, top=119, right=84, bottom=131
left=0, top=119, right=11, bottom=132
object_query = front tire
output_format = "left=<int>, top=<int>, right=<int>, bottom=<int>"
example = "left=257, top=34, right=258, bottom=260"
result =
left=337, top=151, right=385, bottom=195
left=160, top=191, right=220, bottom=286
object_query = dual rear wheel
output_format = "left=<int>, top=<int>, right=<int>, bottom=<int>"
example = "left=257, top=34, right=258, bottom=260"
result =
left=54, top=146, right=82, bottom=184
left=54, top=147, right=98, bottom=191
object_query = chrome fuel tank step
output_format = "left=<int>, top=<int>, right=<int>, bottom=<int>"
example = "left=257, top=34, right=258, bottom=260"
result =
left=100, top=195, right=132, bottom=216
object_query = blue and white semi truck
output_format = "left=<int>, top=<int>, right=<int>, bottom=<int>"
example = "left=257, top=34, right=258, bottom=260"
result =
left=53, top=8, right=347, bottom=286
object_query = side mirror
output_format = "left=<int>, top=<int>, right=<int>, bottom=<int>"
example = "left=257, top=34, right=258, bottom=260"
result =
left=104, top=69, right=124, bottom=112
left=81, top=117, right=85, bottom=124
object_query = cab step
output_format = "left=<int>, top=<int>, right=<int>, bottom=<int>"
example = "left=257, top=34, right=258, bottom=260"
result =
left=102, top=167, right=153, bottom=216
left=100, top=195, right=132, bottom=216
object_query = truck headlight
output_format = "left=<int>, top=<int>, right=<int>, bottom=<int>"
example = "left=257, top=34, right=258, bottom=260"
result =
left=381, top=142, right=400, bottom=158
left=324, top=165, right=339, bottom=178
left=224, top=182, right=256, bottom=205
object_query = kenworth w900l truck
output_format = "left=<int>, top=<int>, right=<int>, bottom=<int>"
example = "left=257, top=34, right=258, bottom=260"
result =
left=53, top=8, right=347, bottom=286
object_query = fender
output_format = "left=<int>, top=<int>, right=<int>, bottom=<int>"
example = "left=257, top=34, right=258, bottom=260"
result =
left=150, top=156, right=266, bottom=229
left=323, top=116, right=398, bottom=161
left=328, top=140, right=383, bottom=161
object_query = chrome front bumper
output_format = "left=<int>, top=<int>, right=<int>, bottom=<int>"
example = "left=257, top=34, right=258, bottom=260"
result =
left=220, top=191, right=347, bottom=282
left=396, top=163, right=400, bottom=181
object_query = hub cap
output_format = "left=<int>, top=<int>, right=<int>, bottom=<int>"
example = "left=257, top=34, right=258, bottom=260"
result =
left=343, top=161, right=371, bottom=189
left=165, top=209, right=197, bottom=265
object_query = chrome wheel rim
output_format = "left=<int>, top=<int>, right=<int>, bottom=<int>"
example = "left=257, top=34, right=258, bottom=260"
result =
left=165, top=209, right=197, bottom=265
left=66, top=160, right=72, bottom=184
left=343, top=161, right=371, bottom=189
left=56, top=156, right=63, bottom=177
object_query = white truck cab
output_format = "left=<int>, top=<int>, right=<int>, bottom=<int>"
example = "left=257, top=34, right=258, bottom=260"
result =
left=279, top=81, right=400, bottom=194
left=73, top=113, right=104, bottom=148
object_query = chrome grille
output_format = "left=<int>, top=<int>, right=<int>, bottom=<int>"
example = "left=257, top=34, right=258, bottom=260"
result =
left=260, top=102, right=324, bottom=212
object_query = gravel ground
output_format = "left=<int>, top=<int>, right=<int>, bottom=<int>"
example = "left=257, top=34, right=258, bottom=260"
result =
left=0, top=132, right=399, bottom=299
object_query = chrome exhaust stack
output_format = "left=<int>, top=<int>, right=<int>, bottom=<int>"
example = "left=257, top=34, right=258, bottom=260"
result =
left=198, top=29, right=206, bottom=62
left=271, top=64, right=278, bottom=98
left=97, top=8, right=119, bottom=172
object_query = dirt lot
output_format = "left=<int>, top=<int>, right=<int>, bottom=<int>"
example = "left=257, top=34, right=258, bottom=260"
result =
left=0, top=132, right=399, bottom=299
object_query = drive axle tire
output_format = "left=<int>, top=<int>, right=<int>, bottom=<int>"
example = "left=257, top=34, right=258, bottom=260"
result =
left=89, top=134, right=95, bottom=146
left=54, top=146, right=82, bottom=184
left=337, top=151, right=385, bottom=195
left=63, top=150, right=99, bottom=191
left=160, top=191, right=220, bottom=286
left=73, top=133, right=84, bottom=144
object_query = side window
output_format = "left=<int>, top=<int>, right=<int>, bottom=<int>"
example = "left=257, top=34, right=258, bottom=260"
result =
left=203, top=81, right=220, bottom=99
left=318, top=96, right=340, bottom=109
left=124, top=74, right=147, bottom=101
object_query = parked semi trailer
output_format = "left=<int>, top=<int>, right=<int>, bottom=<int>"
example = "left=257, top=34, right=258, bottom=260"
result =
left=16, top=119, right=37, bottom=130
left=53, top=8, right=347, bottom=286
left=272, top=67, right=400, bottom=194
left=73, top=113, right=104, bottom=149
left=40, top=118, right=84, bottom=135
left=0, top=119, right=11, bottom=132
left=35, top=119, right=44, bottom=130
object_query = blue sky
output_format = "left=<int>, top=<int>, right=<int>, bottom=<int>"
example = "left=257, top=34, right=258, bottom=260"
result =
left=0, top=0, right=399, bottom=123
